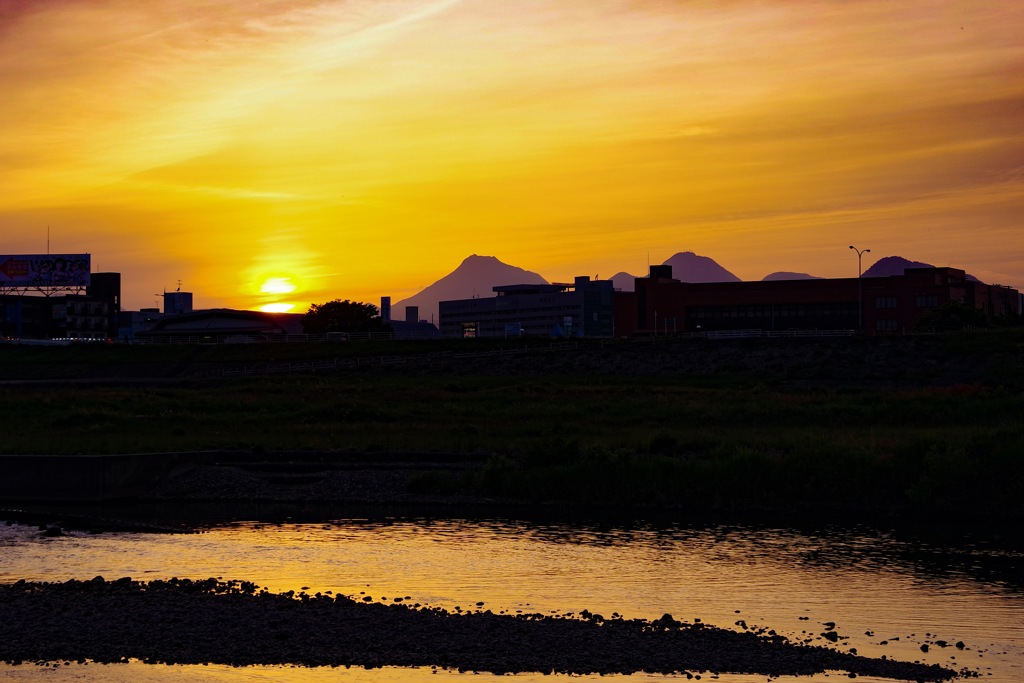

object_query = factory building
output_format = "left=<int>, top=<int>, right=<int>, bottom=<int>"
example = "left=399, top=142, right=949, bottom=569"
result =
left=439, top=276, right=615, bottom=338
left=615, top=265, right=1020, bottom=336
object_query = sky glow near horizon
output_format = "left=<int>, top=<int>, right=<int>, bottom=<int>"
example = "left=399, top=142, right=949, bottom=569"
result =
left=1, top=0, right=1021, bottom=311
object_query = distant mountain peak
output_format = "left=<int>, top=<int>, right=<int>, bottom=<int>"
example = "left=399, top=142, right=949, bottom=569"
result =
left=453, top=254, right=512, bottom=273
left=862, top=255, right=933, bottom=278
left=392, top=255, right=547, bottom=323
left=762, top=271, right=823, bottom=281
left=463, top=254, right=498, bottom=263
left=861, top=255, right=980, bottom=282
left=610, top=271, right=637, bottom=292
left=662, top=251, right=741, bottom=283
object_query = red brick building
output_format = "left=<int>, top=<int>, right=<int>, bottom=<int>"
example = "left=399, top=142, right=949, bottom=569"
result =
left=615, top=266, right=1020, bottom=336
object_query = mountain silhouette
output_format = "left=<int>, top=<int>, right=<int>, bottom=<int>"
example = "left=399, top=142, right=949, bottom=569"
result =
left=392, top=255, right=547, bottom=324
left=762, top=271, right=823, bottom=281
left=862, top=255, right=981, bottom=282
left=662, top=251, right=741, bottom=282
left=862, top=256, right=933, bottom=278
left=610, top=272, right=637, bottom=292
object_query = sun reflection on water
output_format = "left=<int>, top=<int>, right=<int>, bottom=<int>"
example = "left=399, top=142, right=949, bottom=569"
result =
left=1, top=518, right=1022, bottom=682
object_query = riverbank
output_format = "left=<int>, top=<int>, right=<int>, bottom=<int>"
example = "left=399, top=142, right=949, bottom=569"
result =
left=5, top=447, right=1024, bottom=535
left=0, top=577, right=968, bottom=680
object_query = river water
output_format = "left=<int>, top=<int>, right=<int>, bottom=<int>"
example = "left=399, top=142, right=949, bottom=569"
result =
left=1, top=514, right=1022, bottom=683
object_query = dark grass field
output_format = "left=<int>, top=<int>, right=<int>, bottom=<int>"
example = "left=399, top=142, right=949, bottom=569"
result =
left=2, top=330, right=1022, bottom=517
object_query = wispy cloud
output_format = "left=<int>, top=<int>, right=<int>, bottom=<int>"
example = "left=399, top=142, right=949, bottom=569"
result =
left=1, top=0, right=1021, bottom=308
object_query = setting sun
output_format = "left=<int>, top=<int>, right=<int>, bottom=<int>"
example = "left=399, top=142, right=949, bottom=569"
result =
left=259, top=302, right=297, bottom=313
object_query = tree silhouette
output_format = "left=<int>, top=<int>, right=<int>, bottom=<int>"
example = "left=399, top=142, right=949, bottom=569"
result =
left=302, top=299, right=384, bottom=334
left=913, top=301, right=989, bottom=332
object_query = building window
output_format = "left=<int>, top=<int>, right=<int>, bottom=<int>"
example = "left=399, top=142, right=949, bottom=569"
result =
left=875, top=319, right=898, bottom=332
left=875, top=296, right=898, bottom=309
left=915, top=295, right=938, bottom=308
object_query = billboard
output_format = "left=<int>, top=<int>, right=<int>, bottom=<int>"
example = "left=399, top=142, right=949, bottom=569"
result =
left=0, top=254, right=91, bottom=289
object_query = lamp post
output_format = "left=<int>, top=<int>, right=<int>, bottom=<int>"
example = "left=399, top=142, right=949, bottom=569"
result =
left=849, top=245, right=870, bottom=331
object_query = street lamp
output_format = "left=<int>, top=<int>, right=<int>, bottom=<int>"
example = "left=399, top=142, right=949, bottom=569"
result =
left=849, top=245, right=870, bottom=330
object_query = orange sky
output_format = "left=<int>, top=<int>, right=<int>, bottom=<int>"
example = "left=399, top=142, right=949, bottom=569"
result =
left=2, top=0, right=1021, bottom=312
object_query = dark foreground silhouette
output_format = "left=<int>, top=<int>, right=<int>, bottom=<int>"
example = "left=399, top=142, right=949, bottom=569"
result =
left=0, top=578, right=966, bottom=680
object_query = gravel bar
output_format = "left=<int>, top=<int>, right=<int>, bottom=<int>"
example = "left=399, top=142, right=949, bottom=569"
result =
left=0, top=577, right=967, bottom=680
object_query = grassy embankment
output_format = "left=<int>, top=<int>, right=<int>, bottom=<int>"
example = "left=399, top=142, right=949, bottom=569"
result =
left=1, top=331, right=1022, bottom=516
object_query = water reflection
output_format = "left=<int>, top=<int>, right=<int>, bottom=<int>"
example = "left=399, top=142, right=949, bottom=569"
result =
left=1, top=514, right=1022, bottom=682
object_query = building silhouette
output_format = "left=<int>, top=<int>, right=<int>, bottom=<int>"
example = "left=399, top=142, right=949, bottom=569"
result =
left=615, top=265, right=1019, bottom=335
left=2, top=261, right=1019, bottom=343
left=438, top=266, right=1020, bottom=338
left=440, top=276, right=615, bottom=338
left=1, top=272, right=121, bottom=340
left=163, top=290, right=193, bottom=316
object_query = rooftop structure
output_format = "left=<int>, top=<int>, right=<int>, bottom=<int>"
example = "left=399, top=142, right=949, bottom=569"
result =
left=439, top=276, right=615, bottom=338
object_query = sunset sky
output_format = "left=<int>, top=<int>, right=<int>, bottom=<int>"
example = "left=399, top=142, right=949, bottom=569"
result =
left=2, top=0, right=1021, bottom=312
